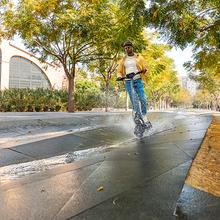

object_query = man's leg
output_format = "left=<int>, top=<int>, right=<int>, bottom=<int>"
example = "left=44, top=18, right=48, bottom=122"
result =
left=125, top=80, right=140, bottom=113
left=134, top=79, right=147, bottom=116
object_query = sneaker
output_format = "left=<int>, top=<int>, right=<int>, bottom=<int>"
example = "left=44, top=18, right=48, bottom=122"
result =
left=142, top=114, right=149, bottom=122
left=143, top=115, right=152, bottom=129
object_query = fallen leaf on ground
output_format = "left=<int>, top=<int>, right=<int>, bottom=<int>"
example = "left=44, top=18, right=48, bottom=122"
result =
left=113, top=198, right=118, bottom=205
left=97, top=186, right=104, bottom=192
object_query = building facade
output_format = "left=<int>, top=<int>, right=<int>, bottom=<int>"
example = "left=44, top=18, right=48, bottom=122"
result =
left=0, top=40, right=65, bottom=90
left=179, top=76, right=198, bottom=96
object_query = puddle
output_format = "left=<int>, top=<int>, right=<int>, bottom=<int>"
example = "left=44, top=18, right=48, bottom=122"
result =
left=144, top=117, right=175, bottom=137
left=174, top=115, right=187, bottom=119
left=0, top=146, right=113, bottom=182
left=0, top=125, right=111, bottom=148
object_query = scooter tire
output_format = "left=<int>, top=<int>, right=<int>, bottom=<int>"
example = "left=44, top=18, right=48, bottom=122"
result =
left=134, top=124, right=144, bottom=138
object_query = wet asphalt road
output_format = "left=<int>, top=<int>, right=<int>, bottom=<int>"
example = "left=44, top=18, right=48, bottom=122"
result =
left=0, top=112, right=219, bottom=220
left=0, top=112, right=211, bottom=168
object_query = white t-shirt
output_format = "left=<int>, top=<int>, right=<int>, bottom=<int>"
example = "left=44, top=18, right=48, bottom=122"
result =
left=124, top=56, right=140, bottom=80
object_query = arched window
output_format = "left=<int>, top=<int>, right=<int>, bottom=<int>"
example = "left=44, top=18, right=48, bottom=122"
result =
left=9, top=56, right=51, bottom=89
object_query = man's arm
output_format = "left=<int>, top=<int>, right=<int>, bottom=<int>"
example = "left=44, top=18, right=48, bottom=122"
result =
left=139, top=55, right=148, bottom=74
left=116, top=58, right=125, bottom=81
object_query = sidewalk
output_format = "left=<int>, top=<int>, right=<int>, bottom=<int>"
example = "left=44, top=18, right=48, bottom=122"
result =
left=174, top=115, right=220, bottom=219
left=0, top=111, right=130, bottom=130
left=0, top=111, right=131, bottom=148
left=0, top=112, right=219, bottom=220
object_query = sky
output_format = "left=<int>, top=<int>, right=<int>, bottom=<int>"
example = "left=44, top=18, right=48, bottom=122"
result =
left=166, top=46, right=193, bottom=77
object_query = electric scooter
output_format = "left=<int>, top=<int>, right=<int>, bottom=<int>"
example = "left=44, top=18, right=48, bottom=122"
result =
left=117, top=71, right=152, bottom=138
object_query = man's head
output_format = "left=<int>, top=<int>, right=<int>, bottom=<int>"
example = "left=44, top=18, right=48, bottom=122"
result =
left=123, top=40, right=134, bottom=56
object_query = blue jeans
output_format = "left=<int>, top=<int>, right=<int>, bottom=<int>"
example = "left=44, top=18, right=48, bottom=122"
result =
left=125, top=79, right=147, bottom=115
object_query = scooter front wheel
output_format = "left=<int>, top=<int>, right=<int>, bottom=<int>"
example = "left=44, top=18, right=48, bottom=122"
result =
left=134, top=124, right=144, bottom=138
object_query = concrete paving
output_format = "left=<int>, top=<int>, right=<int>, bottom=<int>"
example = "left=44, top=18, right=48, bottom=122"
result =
left=175, top=184, right=220, bottom=220
left=0, top=112, right=130, bottom=139
left=0, top=111, right=219, bottom=220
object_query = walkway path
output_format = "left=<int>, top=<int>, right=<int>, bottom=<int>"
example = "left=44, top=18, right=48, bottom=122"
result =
left=0, top=111, right=219, bottom=219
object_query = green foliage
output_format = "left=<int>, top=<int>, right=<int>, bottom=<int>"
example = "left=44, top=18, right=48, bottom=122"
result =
left=172, top=88, right=192, bottom=108
left=114, top=0, right=146, bottom=51
left=0, top=88, right=67, bottom=112
left=145, top=0, right=220, bottom=72
left=86, top=0, right=147, bottom=111
left=141, top=34, right=180, bottom=108
left=1, top=0, right=150, bottom=112
left=1, top=0, right=198, bottom=111
left=74, top=80, right=102, bottom=111
left=193, top=88, right=220, bottom=110
left=1, top=0, right=124, bottom=112
left=190, top=70, right=220, bottom=110
left=0, top=85, right=130, bottom=112
left=2, top=0, right=115, bottom=66
left=192, top=90, right=212, bottom=109
left=146, top=0, right=220, bottom=47
left=191, top=71, right=219, bottom=93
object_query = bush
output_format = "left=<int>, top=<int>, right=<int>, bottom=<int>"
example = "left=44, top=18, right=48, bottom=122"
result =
left=0, top=88, right=68, bottom=112
left=75, top=80, right=102, bottom=111
left=0, top=83, right=126, bottom=112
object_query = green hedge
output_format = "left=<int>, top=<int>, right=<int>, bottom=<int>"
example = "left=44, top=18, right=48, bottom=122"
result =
left=75, top=80, right=102, bottom=111
left=0, top=88, right=67, bottom=112
left=0, top=81, right=127, bottom=112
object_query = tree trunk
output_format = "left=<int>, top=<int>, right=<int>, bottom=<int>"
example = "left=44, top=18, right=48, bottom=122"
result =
left=154, top=99, right=157, bottom=110
left=159, top=97, right=161, bottom=110
left=105, top=80, right=109, bottom=112
left=67, top=65, right=76, bottom=113
left=67, top=76, right=75, bottom=112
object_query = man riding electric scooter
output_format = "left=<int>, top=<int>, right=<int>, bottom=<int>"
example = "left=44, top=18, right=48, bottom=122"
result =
left=116, top=40, right=152, bottom=137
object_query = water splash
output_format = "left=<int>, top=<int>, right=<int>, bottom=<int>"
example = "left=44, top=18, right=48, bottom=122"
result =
left=0, top=146, right=112, bottom=182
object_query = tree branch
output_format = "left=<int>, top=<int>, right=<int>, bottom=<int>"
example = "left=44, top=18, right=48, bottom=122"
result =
left=76, top=41, right=94, bottom=55
left=200, top=19, right=220, bottom=32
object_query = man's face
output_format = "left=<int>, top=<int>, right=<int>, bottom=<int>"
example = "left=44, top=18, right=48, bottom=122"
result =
left=124, top=45, right=134, bottom=56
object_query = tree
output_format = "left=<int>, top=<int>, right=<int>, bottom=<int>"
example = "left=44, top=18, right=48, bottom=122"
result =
left=74, top=80, right=102, bottom=111
left=145, top=0, right=220, bottom=72
left=120, top=0, right=219, bottom=110
left=193, top=89, right=212, bottom=109
left=173, top=88, right=192, bottom=108
left=141, top=34, right=180, bottom=109
left=190, top=70, right=220, bottom=110
left=0, top=0, right=9, bottom=39
left=2, top=0, right=118, bottom=112
left=88, top=1, right=146, bottom=112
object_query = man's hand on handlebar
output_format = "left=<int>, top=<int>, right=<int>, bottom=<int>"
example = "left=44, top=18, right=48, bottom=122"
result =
left=116, top=70, right=145, bottom=81
left=116, top=77, right=124, bottom=81
left=126, top=72, right=135, bottom=79
left=126, top=70, right=143, bottom=79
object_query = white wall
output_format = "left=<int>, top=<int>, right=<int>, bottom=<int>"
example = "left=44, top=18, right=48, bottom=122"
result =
left=0, top=40, right=65, bottom=90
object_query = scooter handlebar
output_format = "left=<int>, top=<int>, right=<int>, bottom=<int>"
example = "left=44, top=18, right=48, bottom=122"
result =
left=116, top=70, right=144, bottom=81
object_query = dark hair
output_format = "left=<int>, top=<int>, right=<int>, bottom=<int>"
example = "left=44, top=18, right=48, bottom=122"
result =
left=123, top=40, right=133, bottom=47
